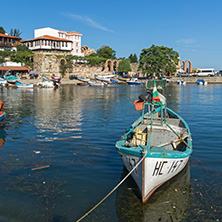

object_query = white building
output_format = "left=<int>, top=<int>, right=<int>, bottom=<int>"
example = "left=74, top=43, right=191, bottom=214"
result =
left=21, top=35, right=73, bottom=53
left=34, top=27, right=84, bottom=56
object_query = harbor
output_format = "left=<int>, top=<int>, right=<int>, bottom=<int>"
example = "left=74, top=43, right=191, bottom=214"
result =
left=14, top=75, right=222, bottom=86
left=0, top=84, right=221, bottom=221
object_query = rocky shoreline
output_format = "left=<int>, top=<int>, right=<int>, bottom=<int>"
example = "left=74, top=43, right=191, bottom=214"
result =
left=18, top=75, right=222, bottom=86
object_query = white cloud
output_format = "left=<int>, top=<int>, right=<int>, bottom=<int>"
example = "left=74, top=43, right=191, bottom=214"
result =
left=66, top=13, right=115, bottom=33
left=176, top=39, right=196, bottom=44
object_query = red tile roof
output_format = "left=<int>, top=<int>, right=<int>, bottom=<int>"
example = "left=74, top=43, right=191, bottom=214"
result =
left=66, top=31, right=82, bottom=35
left=0, top=66, right=31, bottom=71
left=0, top=33, right=21, bottom=39
left=21, top=35, right=73, bottom=43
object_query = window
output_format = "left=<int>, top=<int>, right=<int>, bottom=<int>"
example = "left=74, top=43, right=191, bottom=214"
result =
left=76, top=42, right=78, bottom=47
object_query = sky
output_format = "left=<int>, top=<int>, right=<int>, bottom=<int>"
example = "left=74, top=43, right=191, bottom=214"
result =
left=1, top=0, right=222, bottom=70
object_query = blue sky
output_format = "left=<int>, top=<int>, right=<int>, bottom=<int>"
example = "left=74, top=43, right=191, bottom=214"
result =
left=2, top=0, right=222, bottom=70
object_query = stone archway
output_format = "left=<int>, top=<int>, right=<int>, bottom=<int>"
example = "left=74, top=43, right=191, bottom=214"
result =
left=104, top=59, right=113, bottom=71
left=59, top=58, right=67, bottom=65
left=104, top=59, right=122, bottom=72
left=185, top=60, right=192, bottom=73
left=180, top=60, right=185, bottom=71
left=180, top=60, right=192, bottom=73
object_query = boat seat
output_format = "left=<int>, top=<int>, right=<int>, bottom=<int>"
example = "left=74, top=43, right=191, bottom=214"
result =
left=165, top=118, right=182, bottom=127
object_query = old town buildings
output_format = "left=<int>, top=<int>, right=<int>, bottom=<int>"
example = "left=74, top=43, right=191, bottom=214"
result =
left=21, top=27, right=84, bottom=56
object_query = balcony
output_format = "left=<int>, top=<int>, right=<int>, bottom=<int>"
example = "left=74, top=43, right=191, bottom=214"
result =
left=0, top=42, right=13, bottom=48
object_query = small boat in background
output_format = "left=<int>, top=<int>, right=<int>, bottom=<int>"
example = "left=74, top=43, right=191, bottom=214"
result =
left=37, top=76, right=59, bottom=88
left=110, top=79, right=119, bottom=84
left=196, top=79, right=207, bottom=85
left=117, top=76, right=131, bottom=82
left=177, top=80, right=186, bottom=85
left=88, top=80, right=107, bottom=87
left=51, top=75, right=61, bottom=83
left=4, top=74, right=19, bottom=84
left=76, top=75, right=90, bottom=83
left=0, top=101, right=5, bottom=121
left=15, top=81, right=34, bottom=89
left=126, top=78, right=142, bottom=85
left=0, top=78, right=8, bottom=87
left=95, top=74, right=112, bottom=83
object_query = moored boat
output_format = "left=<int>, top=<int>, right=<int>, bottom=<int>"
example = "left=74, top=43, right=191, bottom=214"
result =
left=126, top=78, right=142, bottom=85
left=95, top=74, right=112, bottom=83
left=196, top=79, right=207, bottom=85
left=4, top=74, right=19, bottom=84
left=51, top=75, right=61, bottom=83
left=115, top=81, right=192, bottom=203
left=0, top=101, right=6, bottom=121
left=76, top=75, right=90, bottom=83
left=88, top=80, right=108, bottom=87
left=117, top=76, right=131, bottom=81
left=37, top=76, right=59, bottom=88
left=110, top=78, right=119, bottom=84
left=15, top=81, right=34, bottom=89
left=177, top=80, right=186, bottom=85
left=0, top=77, right=8, bottom=87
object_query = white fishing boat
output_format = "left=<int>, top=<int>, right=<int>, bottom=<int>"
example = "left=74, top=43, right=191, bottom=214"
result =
left=87, top=80, right=108, bottom=87
left=76, top=75, right=90, bottom=83
left=37, top=76, right=59, bottom=88
left=115, top=81, right=192, bottom=203
left=94, top=74, right=112, bottom=83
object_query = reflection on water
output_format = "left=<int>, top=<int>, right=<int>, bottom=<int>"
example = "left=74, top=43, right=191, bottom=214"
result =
left=0, top=85, right=221, bottom=221
left=116, top=163, right=191, bottom=222
left=34, top=88, right=83, bottom=141
left=0, top=127, right=6, bottom=148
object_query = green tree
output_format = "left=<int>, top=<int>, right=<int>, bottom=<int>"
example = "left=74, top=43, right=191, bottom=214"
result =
left=97, top=45, right=116, bottom=59
left=0, top=26, right=6, bottom=34
left=138, top=44, right=179, bottom=78
left=16, top=44, right=32, bottom=52
left=0, top=56, right=4, bottom=64
left=10, top=28, right=22, bottom=37
left=59, top=55, right=73, bottom=78
left=129, top=53, right=138, bottom=63
left=118, top=59, right=132, bottom=74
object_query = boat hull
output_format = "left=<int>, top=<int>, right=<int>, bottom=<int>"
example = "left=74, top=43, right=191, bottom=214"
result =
left=118, top=152, right=189, bottom=203
left=0, top=111, right=6, bottom=121
left=127, top=81, right=142, bottom=85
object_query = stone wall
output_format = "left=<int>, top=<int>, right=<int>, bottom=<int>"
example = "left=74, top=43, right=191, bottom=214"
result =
left=129, top=63, right=143, bottom=77
left=33, top=52, right=69, bottom=77
left=33, top=52, right=141, bottom=78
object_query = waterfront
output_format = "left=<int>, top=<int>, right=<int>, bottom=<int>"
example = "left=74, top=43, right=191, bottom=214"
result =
left=0, top=84, right=221, bottom=222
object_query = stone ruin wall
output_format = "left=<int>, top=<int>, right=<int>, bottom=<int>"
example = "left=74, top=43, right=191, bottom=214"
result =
left=34, top=52, right=65, bottom=77
left=34, top=53, right=142, bottom=79
left=129, top=63, right=143, bottom=77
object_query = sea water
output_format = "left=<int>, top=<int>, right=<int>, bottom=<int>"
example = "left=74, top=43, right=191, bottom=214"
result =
left=0, top=84, right=221, bottom=222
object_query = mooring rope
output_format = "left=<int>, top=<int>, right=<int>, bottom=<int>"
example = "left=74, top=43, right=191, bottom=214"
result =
left=76, top=150, right=147, bottom=222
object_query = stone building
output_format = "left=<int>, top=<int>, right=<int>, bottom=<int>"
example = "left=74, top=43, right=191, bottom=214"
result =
left=0, top=33, right=21, bottom=51
left=34, top=27, right=84, bottom=56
